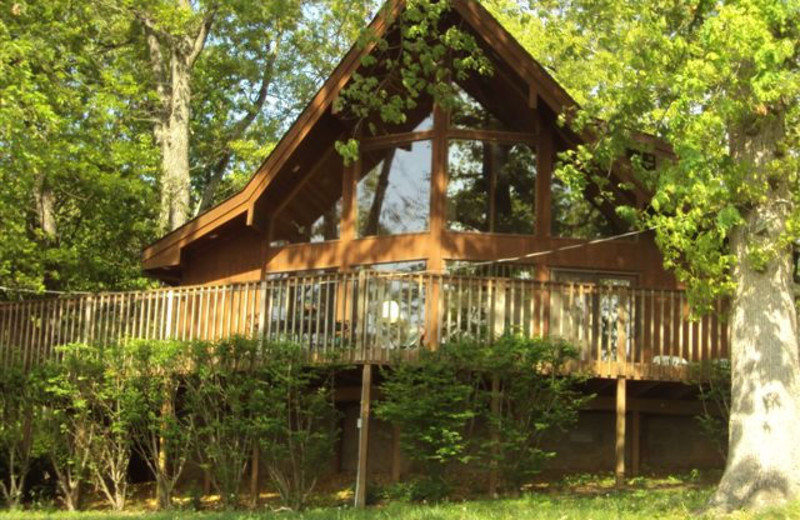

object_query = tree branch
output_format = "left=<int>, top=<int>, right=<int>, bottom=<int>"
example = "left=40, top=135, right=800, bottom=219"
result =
left=186, top=9, right=216, bottom=69
left=194, top=38, right=281, bottom=214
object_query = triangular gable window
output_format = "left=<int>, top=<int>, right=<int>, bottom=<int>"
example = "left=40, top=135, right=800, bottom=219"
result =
left=449, top=82, right=510, bottom=131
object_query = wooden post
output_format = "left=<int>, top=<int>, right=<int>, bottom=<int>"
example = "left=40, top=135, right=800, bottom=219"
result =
left=164, top=289, right=174, bottom=340
left=250, top=445, right=260, bottom=508
left=615, top=376, right=627, bottom=488
left=257, top=280, right=268, bottom=347
left=354, top=363, right=372, bottom=508
left=492, top=280, right=507, bottom=339
left=535, top=117, right=553, bottom=238
left=83, top=295, right=94, bottom=345
left=391, top=424, right=402, bottom=484
left=631, top=410, right=641, bottom=477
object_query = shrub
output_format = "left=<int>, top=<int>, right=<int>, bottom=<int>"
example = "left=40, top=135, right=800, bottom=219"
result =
left=36, top=350, right=97, bottom=511
left=0, top=359, right=37, bottom=509
left=253, top=343, right=341, bottom=511
left=695, top=359, right=730, bottom=460
left=126, top=340, right=192, bottom=509
left=84, top=344, right=136, bottom=511
left=478, top=335, right=590, bottom=492
left=376, top=335, right=588, bottom=497
left=183, top=337, right=261, bottom=509
left=376, top=344, right=478, bottom=488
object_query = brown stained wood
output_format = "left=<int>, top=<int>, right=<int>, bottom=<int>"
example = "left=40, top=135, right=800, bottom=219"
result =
left=528, top=83, right=538, bottom=109
left=143, top=0, right=673, bottom=288
left=354, top=363, right=372, bottom=508
left=615, top=377, right=627, bottom=488
left=361, top=130, right=436, bottom=150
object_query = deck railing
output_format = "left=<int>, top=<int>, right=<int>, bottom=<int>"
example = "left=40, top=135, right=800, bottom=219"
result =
left=0, top=272, right=729, bottom=380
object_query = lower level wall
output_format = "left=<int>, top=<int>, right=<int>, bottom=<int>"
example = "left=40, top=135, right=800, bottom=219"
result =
left=337, top=406, right=724, bottom=478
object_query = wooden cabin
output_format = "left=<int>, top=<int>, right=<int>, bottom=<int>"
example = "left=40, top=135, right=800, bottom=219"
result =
left=0, top=0, right=726, bottom=497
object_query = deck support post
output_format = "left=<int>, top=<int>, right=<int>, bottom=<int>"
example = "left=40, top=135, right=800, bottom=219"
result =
left=615, top=376, right=627, bottom=488
left=631, top=410, right=641, bottom=477
left=354, top=363, right=372, bottom=508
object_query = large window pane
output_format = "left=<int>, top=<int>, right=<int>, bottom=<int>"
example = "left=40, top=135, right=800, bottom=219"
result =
left=447, top=140, right=536, bottom=234
left=551, top=176, right=624, bottom=239
left=357, top=141, right=432, bottom=237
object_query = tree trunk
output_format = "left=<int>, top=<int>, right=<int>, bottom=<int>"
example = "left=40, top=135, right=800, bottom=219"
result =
left=34, top=174, right=57, bottom=238
left=157, top=55, right=192, bottom=233
left=143, top=9, right=213, bottom=233
left=709, top=113, right=800, bottom=511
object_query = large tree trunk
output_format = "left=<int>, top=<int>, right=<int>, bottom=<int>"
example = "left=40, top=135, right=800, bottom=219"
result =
left=143, top=8, right=213, bottom=233
left=33, top=173, right=57, bottom=239
left=709, top=113, right=800, bottom=511
left=157, top=57, right=192, bottom=233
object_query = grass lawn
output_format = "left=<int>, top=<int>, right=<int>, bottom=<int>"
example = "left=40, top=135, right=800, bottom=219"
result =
left=1, top=475, right=798, bottom=520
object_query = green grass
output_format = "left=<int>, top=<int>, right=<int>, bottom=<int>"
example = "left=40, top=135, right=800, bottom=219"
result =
left=2, top=478, right=799, bottom=520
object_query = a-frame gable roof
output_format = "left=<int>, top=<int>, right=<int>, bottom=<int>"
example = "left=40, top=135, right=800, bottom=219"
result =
left=142, top=0, right=668, bottom=278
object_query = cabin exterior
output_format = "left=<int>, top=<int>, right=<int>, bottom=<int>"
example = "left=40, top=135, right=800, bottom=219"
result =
left=0, top=0, right=727, bottom=500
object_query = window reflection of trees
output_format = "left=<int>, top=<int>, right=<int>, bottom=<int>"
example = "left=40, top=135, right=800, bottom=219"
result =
left=357, top=141, right=432, bottom=237
left=551, top=176, right=627, bottom=239
left=447, top=141, right=536, bottom=234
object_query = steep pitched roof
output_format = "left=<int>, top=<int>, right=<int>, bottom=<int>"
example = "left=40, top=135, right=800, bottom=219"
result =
left=142, top=0, right=669, bottom=277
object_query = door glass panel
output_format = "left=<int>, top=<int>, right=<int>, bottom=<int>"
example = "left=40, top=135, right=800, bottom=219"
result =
left=550, top=271, right=635, bottom=362
left=357, top=140, right=432, bottom=237
left=447, top=140, right=536, bottom=234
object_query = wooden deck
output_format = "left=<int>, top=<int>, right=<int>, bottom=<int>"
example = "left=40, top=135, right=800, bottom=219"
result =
left=0, top=272, right=728, bottom=380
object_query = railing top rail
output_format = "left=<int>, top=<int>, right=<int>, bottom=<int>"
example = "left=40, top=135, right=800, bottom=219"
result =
left=0, top=271, right=696, bottom=308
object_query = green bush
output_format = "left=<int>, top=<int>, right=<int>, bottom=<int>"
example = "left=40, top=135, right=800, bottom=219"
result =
left=183, top=337, right=266, bottom=508
left=479, top=335, right=590, bottom=492
left=694, top=360, right=730, bottom=461
left=126, top=340, right=192, bottom=509
left=382, top=477, right=451, bottom=503
left=0, top=359, right=37, bottom=509
left=0, top=337, right=342, bottom=513
left=253, top=343, right=342, bottom=511
left=35, top=347, right=98, bottom=511
left=376, top=344, right=478, bottom=486
left=376, top=334, right=589, bottom=497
